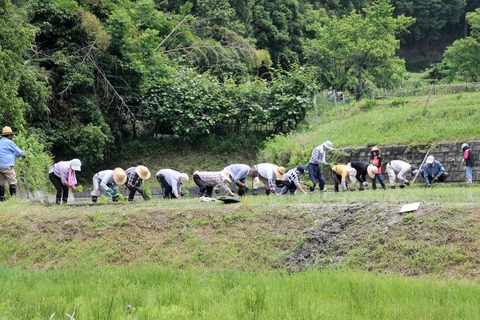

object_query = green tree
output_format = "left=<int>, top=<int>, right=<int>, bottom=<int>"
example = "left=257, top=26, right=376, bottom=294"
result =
left=0, top=0, right=38, bottom=130
left=303, top=0, right=414, bottom=99
left=252, top=0, right=305, bottom=67
left=438, top=9, right=480, bottom=82
left=393, top=0, right=466, bottom=43
left=0, top=0, right=53, bottom=193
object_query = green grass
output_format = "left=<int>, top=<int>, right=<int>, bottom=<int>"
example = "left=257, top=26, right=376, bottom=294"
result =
left=261, top=91, right=480, bottom=165
left=0, top=266, right=479, bottom=319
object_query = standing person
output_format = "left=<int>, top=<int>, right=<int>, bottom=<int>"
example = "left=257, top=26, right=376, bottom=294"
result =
left=193, top=170, right=236, bottom=198
left=308, top=141, right=333, bottom=192
left=125, top=165, right=151, bottom=201
left=90, top=168, right=127, bottom=202
left=461, top=143, right=475, bottom=184
left=48, top=159, right=82, bottom=204
left=349, top=161, right=378, bottom=190
left=223, top=164, right=257, bottom=196
left=331, top=164, right=356, bottom=192
left=156, top=168, right=189, bottom=199
left=422, top=156, right=448, bottom=187
left=0, top=126, right=26, bottom=201
left=370, top=147, right=386, bottom=190
left=385, top=160, right=418, bottom=189
left=252, top=163, right=286, bottom=195
left=280, top=166, right=307, bottom=195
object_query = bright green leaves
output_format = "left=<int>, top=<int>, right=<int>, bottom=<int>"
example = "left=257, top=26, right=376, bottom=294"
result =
left=303, top=0, right=414, bottom=99
left=438, top=9, right=480, bottom=82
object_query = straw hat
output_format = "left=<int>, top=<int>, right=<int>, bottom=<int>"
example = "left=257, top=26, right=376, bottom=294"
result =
left=275, top=166, right=286, bottom=180
left=179, top=173, right=189, bottom=184
left=220, top=170, right=232, bottom=183
left=367, top=165, right=378, bottom=179
left=113, top=167, right=127, bottom=185
left=1, top=126, right=15, bottom=136
left=135, top=165, right=151, bottom=180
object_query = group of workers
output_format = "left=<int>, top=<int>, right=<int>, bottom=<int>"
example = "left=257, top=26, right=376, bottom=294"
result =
left=0, top=125, right=475, bottom=203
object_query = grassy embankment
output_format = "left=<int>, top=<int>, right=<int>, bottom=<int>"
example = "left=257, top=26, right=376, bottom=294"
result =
left=2, top=91, right=480, bottom=319
left=261, top=91, right=480, bottom=165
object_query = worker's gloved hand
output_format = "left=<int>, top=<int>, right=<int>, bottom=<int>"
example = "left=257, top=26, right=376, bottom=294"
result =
left=341, top=181, right=347, bottom=191
left=362, top=181, right=368, bottom=187
left=322, top=162, right=329, bottom=168
left=108, top=188, right=117, bottom=196
left=433, top=176, right=439, bottom=181
left=426, top=183, right=431, bottom=188
left=243, top=185, right=249, bottom=192
left=404, top=181, right=410, bottom=186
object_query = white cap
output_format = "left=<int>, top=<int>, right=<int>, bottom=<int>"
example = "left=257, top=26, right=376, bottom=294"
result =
left=179, top=173, right=189, bottom=184
left=323, top=141, right=333, bottom=150
left=70, top=159, right=82, bottom=171
left=426, top=156, right=435, bottom=164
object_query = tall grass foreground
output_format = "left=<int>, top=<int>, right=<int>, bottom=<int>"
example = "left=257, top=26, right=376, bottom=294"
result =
left=0, top=266, right=479, bottom=319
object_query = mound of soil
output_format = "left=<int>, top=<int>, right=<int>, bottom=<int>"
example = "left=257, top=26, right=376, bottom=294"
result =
left=284, top=202, right=480, bottom=278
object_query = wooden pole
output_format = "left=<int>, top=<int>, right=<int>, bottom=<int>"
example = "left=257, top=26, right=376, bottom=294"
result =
left=412, top=148, right=431, bottom=183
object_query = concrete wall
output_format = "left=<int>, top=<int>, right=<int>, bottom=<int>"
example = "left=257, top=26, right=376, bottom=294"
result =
left=335, top=140, right=480, bottom=182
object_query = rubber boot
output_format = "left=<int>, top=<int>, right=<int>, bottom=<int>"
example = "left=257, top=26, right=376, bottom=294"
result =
left=92, top=196, right=98, bottom=203
left=0, top=186, right=5, bottom=201
left=372, top=182, right=377, bottom=190
left=9, top=185, right=16, bottom=199
left=55, top=197, right=62, bottom=204
left=390, top=186, right=396, bottom=189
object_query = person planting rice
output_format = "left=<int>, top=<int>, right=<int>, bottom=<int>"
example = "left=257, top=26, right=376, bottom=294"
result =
left=90, top=168, right=126, bottom=202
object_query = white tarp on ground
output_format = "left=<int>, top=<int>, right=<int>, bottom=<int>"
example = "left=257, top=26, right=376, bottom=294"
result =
left=400, top=202, right=421, bottom=213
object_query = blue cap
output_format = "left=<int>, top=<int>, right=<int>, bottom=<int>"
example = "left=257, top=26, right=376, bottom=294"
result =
left=297, top=166, right=305, bottom=174
left=411, top=165, right=418, bottom=175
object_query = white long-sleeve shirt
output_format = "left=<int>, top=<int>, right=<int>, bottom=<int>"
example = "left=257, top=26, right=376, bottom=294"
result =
left=224, top=164, right=250, bottom=184
left=388, top=160, right=412, bottom=180
left=93, top=170, right=116, bottom=191
left=156, top=169, right=182, bottom=197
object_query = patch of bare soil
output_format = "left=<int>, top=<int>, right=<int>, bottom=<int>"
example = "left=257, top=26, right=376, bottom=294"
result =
left=284, top=202, right=480, bottom=279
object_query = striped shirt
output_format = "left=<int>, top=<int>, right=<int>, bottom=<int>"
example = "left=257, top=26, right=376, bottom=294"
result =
left=194, top=171, right=231, bottom=193
left=309, top=145, right=326, bottom=164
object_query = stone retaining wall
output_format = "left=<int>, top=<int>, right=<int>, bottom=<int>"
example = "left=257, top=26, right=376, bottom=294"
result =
left=335, top=140, right=480, bottom=183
